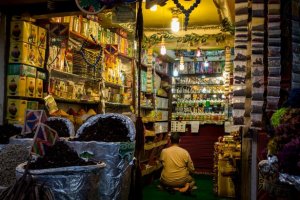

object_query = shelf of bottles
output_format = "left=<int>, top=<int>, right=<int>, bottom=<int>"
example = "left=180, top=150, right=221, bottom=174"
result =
left=171, top=73, right=226, bottom=123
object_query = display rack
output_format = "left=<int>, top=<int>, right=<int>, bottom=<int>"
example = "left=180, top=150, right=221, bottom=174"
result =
left=171, top=58, right=227, bottom=132
left=140, top=57, right=171, bottom=177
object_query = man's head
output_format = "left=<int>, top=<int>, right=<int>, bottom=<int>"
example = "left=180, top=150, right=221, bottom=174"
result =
left=170, top=132, right=180, bottom=144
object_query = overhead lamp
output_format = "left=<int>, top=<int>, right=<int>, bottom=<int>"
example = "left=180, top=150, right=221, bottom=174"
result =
left=160, top=38, right=166, bottom=55
left=179, top=55, right=184, bottom=70
left=171, top=16, right=180, bottom=32
left=196, top=48, right=201, bottom=57
left=150, top=4, right=157, bottom=12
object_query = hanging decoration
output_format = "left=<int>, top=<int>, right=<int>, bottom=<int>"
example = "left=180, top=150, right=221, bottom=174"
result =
left=143, top=32, right=227, bottom=48
left=172, top=0, right=202, bottom=31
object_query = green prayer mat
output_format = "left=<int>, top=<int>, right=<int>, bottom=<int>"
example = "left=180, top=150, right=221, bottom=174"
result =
left=143, top=175, right=231, bottom=200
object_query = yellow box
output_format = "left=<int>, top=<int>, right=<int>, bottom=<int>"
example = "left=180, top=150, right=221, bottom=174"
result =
left=37, top=27, right=47, bottom=48
left=9, top=41, right=37, bottom=67
left=7, top=75, right=26, bottom=96
left=35, top=78, right=43, bottom=98
left=26, top=77, right=36, bottom=97
left=36, top=47, right=46, bottom=68
left=7, top=99, right=27, bottom=123
left=10, top=21, right=37, bottom=44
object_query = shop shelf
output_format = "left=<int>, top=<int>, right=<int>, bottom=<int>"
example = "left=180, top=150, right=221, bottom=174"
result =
left=54, top=97, right=99, bottom=104
left=173, top=83, right=223, bottom=86
left=175, top=73, right=223, bottom=77
left=156, top=94, right=168, bottom=98
left=156, top=108, right=169, bottom=111
left=105, top=102, right=131, bottom=107
left=69, top=30, right=99, bottom=46
left=105, top=81, right=122, bottom=88
left=7, top=96, right=44, bottom=101
left=141, top=105, right=154, bottom=110
left=50, top=69, right=98, bottom=82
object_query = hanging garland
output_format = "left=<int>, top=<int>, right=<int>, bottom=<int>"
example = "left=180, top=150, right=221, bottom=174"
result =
left=172, top=0, right=201, bottom=31
left=143, top=32, right=228, bottom=48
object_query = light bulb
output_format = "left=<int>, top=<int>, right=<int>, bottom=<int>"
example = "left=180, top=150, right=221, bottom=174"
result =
left=196, top=48, right=201, bottom=57
left=150, top=4, right=157, bottom=11
left=173, top=68, right=179, bottom=76
left=171, top=17, right=180, bottom=32
left=160, top=45, right=166, bottom=55
left=160, top=38, right=166, bottom=55
left=179, top=56, right=184, bottom=70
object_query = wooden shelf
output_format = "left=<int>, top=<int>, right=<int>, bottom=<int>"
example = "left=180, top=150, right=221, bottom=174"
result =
left=175, top=73, right=223, bottom=77
left=105, top=102, right=131, bottom=107
left=54, top=97, right=99, bottom=104
left=171, top=120, right=225, bottom=125
left=105, top=81, right=122, bottom=88
left=144, top=140, right=168, bottom=150
left=155, top=120, right=169, bottom=122
left=50, top=69, right=98, bottom=82
left=69, top=30, right=99, bottom=46
left=141, top=105, right=154, bottom=110
left=156, top=108, right=169, bottom=111
left=7, top=96, right=44, bottom=101
left=156, top=95, right=168, bottom=98
left=173, top=83, right=223, bottom=86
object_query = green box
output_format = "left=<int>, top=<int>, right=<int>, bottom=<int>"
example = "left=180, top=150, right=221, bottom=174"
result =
left=27, top=101, right=39, bottom=110
left=7, top=64, right=36, bottom=77
left=37, top=71, right=46, bottom=80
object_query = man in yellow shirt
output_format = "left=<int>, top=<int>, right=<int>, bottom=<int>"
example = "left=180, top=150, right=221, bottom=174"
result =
left=159, top=132, right=196, bottom=192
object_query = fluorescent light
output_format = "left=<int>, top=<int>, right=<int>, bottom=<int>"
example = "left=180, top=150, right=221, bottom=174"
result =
left=150, top=4, right=157, bottom=11
left=179, top=56, right=184, bottom=70
left=171, top=17, right=180, bottom=32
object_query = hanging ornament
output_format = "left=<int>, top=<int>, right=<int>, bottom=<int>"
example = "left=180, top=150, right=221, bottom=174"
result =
left=75, top=0, right=106, bottom=14
left=172, top=0, right=201, bottom=31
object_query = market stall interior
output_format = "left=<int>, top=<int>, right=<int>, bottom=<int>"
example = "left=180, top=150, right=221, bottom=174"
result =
left=0, top=0, right=300, bottom=199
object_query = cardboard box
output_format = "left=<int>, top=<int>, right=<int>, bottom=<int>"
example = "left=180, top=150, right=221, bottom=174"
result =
left=9, top=41, right=37, bottom=66
left=35, top=78, right=43, bottom=98
left=7, top=99, right=27, bottom=123
left=26, top=77, right=36, bottom=97
left=7, top=64, right=36, bottom=77
left=37, top=27, right=47, bottom=48
left=10, top=21, right=37, bottom=44
left=27, top=101, right=39, bottom=110
left=7, top=75, right=26, bottom=96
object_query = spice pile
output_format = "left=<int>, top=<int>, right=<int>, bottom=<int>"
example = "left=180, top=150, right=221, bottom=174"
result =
left=74, top=116, right=130, bottom=142
left=0, top=144, right=30, bottom=186
left=44, top=119, right=70, bottom=137
left=28, top=141, right=94, bottom=169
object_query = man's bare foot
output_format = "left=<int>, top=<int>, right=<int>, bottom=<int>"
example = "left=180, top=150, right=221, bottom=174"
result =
left=179, top=183, right=190, bottom=193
